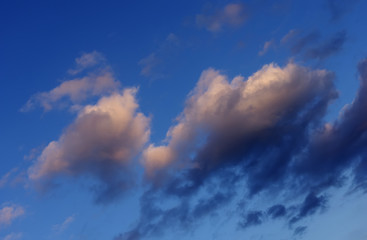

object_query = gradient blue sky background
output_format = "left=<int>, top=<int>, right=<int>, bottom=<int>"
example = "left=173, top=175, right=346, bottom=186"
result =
left=1, top=1, right=367, bottom=239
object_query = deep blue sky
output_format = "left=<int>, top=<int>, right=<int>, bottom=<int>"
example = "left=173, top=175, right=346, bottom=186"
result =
left=1, top=1, right=367, bottom=240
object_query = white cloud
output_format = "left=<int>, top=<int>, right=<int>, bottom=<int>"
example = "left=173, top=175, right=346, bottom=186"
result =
left=142, top=62, right=336, bottom=178
left=196, top=3, right=247, bottom=32
left=0, top=205, right=25, bottom=227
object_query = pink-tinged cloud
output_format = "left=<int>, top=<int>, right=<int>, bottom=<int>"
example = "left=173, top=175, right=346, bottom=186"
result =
left=21, top=52, right=119, bottom=112
left=68, top=51, right=106, bottom=75
left=196, top=3, right=247, bottom=32
left=142, top=62, right=336, bottom=179
left=0, top=204, right=25, bottom=227
left=28, top=88, right=150, bottom=203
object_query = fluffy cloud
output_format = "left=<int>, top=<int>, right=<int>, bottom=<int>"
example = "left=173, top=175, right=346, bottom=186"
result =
left=196, top=3, right=247, bottom=32
left=28, top=88, right=150, bottom=203
left=21, top=52, right=119, bottom=112
left=120, top=62, right=338, bottom=239
left=143, top=62, right=336, bottom=182
left=0, top=204, right=24, bottom=227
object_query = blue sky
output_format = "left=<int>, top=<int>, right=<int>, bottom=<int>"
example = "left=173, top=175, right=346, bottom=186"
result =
left=1, top=0, right=367, bottom=239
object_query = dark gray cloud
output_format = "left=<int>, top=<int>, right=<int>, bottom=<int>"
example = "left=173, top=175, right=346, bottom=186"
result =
left=305, top=31, right=347, bottom=60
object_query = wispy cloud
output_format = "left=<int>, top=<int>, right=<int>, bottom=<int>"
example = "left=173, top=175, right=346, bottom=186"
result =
left=305, top=30, right=347, bottom=60
left=52, top=215, right=75, bottom=233
left=326, top=0, right=360, bottom=22
left=0, top=204, right=25, bottom=227
left=3, top=232, right=23, bottom=240
left=139, top=33, right=179, bottom=79
left=21, top=51, right=120, bottom=112
left=67, top=51, right=105, bottom=75
left=259, top=40, right=275, bottom=56
left=196, top=3, right=247, bottom=32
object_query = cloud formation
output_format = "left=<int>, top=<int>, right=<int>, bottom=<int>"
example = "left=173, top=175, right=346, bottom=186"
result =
left=119, top=62, right=339, bottom=239
left=28, top=88, right=150, bottom=203
left=21, top=52, right=120, bottom=112
left=0, top=204, right=24, bottom=227
left=196, top=3, right=247, bottom=32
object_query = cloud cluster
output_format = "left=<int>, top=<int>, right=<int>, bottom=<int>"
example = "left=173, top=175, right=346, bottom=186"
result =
left=0, top=204, right=25, bottom=227
left=28, top=88, right=150, bottom=203
left=21, top=52, right=119, bottom=112
left=196, top=3, right=247, bottom=32
left=119, top=62, right=340, bottom=239
left=26, top=51, right=367, bottom=239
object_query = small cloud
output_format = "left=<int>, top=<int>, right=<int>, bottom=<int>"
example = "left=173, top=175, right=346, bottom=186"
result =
left=281, top=29, right=299, bottom=44
left=326, top=0, right=360, bottom=22
left=291, top=30, right=321, bottom=54
left=53, top=215, right=75, bottom=233
left=259, top=40, right=275, bottom=56
left=196, top=3, right=247, bottom=32
left=294, top=226, right=307, bottom=236
left=239, top=211, right=264, bottom=229
left=305, top=30, right=347, bottom=60
left=0, top=204, right=25, bottom=227
left=139, top=53, right=160, bottom=77
left=20, top=52, right=120, bottom=112
left=0, top=168, right=18, bottom=188
left=139, top=33, right=180, bottom=79
left=67, top=51, right=105, bottom=75
left=3, top=232, right=23, bottom=240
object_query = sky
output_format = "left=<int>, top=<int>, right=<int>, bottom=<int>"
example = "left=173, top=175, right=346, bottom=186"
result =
left=1, top=0, right=367, bottom=239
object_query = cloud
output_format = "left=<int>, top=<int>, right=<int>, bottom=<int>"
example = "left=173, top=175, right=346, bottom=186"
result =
left=68, top=51, right=106, bottom=75
left=28, top=88, right=150, bottom=203
left=291, top=30, right=321, bottom=54
left=305, top=31, right=347, bottom=60
left=258, top=40, right=275, bottom=56
left=196, top=3, right=247, bottom=32
left=289, top=192, right=327, bottom=224
left=53, top=215, right=75, bottom=233
left=3, top=233, right=23, bottom=240
left=0, top=204, right=25, bottom=227
left=267, top=204, right=287, bottom=219
left=0, top=168, right=18, bottom=188
left=119, top=62, right=338, bottom=239
left=139, top=33, right=179, bottom=79
left=281, top=29, right=299, bottom=44
left=326, top=0, right=360, bottom=22
left=21, top=52, right=120, bottom=112
left=293, top=58, right=367, bottom=190
left=239, top=211, right=264, bottom=229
